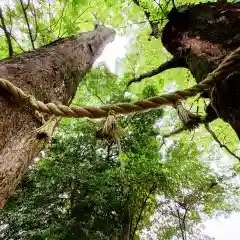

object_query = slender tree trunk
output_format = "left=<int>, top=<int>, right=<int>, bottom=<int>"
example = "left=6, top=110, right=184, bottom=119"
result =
left=123, top=202, right=131, bottom=240
left=162, top=2, right=240, bottom=139
left=0, top=26, right=115, bottom=206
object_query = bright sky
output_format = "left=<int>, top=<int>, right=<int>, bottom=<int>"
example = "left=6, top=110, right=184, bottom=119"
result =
left=204, top=213, right=240, bottom=240
left=95, top=35, right=131, bottom=75
left=98, top=34, right=240, bottom=240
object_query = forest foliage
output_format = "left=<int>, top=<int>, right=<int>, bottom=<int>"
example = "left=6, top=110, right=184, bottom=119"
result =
left=0, top=0, right=240, bottom=239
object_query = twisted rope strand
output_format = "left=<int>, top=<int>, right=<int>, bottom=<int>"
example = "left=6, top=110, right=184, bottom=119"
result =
left=1, top=46, right=240, bottom=119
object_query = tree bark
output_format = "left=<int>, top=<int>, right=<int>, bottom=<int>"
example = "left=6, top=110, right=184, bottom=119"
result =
left=123, top=202, right=131, bottom=240
left=162, top=2, right=240, bottom=139
left=0, top=26, right=115, bottom=206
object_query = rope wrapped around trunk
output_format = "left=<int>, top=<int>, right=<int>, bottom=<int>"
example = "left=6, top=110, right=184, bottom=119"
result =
left=0, top=46, right=240, bottom=119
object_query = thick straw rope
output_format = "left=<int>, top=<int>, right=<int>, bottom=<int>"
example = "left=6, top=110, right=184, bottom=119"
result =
left=1, top=46, right=240, bottom=118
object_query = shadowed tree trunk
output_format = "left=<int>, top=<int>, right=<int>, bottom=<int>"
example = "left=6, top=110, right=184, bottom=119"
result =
left=0, top=26, right=115, bottom=206
left=123, top=202, right=131, bottom=240
left=162, top=2, right=240, bottom=139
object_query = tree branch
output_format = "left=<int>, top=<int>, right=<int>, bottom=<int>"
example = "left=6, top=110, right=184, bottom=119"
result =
left=159, top=127, right=186, bottom=149
left=217, top=0, right=227, bottom=3
left=132, top=182, right=156, bottom=239
left=24, top=0, right=30, bottom=10
left=174, top=180, right=218, bottom=239
left=10, top=34, right=25, bottom=52
left=181, top=208, right=188, bottom=240
left=31, top=4, right=38, bottom=42
left=180, top=179, right=220, bottom=210
left=132, top=0, right=161, bottom=39
left=127, top=56, right=187, bottom=87
left=204, top=123, right=240, bottom=161
left=47, top=0, right=52, bottom=33
left=176, top=207, right=186, bottom=240
left=19, top=0, right=35, bottom=49
left=85, top=83, right=105, bottom=104
left=159, top=107, right=224, bottom=147
left=154, top=0, right=167, bottom=20
left=0, top=7, right=13, bottom=57
left=59, top=6, right=92, bottom=38
left=57, top=0, right=67, bottom=38
left=6, top=5, right=13, bottom=35
left=172, top=0, right=177, bottom=9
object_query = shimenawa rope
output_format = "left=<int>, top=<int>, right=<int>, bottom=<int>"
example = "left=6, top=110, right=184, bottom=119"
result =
left=0, top=46, right=240, bottom=119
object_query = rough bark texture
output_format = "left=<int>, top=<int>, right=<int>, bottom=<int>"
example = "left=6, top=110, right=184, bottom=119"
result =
left=0, top=26, right=115, bottom=205
left=162, top=2, right=240, bottom=139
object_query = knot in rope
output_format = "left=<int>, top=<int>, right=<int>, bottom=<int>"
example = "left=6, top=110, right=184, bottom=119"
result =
left=108, top=110, right=116, bottom=116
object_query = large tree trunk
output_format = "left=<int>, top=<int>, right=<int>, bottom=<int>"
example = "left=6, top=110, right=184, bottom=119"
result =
left=162, top=2, right=240, bottom=138
left=0, top=26, right=115, bottom=206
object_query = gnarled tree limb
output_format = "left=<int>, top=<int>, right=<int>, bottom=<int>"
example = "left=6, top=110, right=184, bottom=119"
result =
left=127, top=56, right=187, bottom=87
